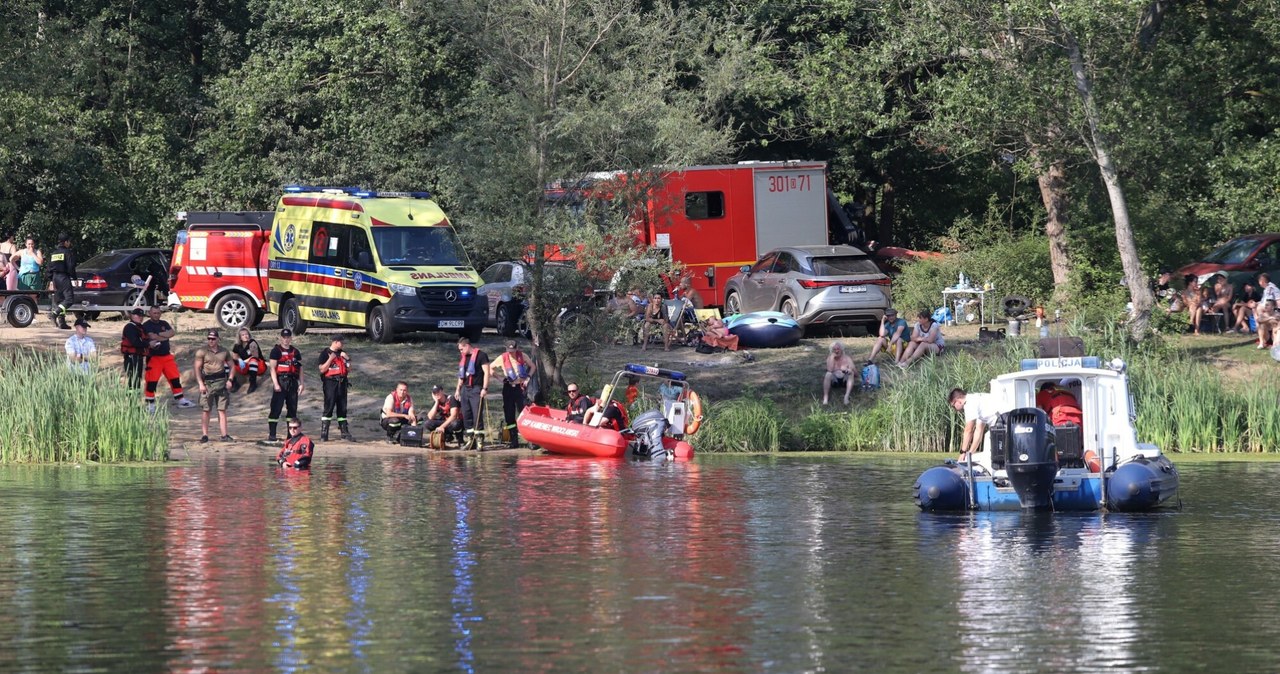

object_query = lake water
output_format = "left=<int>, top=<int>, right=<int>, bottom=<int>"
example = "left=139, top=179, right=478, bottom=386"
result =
left=0, top=455, right=1276, bottom=672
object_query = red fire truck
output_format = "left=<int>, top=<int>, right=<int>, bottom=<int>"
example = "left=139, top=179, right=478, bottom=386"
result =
left=168, top=211, right=274, bottom=329
left=547, top=160, right=853, bottom=307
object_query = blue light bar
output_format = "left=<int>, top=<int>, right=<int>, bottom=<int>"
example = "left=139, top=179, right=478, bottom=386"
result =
left=624, top=363, right=687, bottom=381
left=1019, top=356, right=1101, bottom=371
left=281, top=185, right=433, bottom=199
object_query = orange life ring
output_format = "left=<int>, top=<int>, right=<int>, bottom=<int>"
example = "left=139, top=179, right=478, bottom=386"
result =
left=1084, top=450, right=1101, bottom=473
left=685, top=390, right=704, bottom=435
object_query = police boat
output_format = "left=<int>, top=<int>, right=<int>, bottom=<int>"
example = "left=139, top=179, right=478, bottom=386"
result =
left=914, top=355, right=1179, bottom=512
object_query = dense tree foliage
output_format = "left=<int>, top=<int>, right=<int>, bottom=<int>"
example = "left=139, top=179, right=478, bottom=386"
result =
left=1, top=0, right=1277, bottom=337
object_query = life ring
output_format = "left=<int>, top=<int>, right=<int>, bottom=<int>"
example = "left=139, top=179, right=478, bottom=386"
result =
left=685, top=390, right=704, bottom=435
left=1084, top=450, right=1101, bottom=473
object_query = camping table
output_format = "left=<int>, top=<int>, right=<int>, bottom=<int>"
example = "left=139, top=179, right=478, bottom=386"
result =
left=941, top=288, right=986, bottom=325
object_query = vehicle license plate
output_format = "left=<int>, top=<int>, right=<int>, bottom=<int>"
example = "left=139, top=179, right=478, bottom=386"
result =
left=840, top=285, right=867, bottom=293
left=438, top=320, right=465, bottom=329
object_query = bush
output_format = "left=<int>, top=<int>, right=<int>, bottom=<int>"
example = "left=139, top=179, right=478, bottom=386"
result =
left=892, top=230, right=1054, bottom=319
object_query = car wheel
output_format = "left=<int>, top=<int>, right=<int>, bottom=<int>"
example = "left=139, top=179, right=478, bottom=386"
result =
left=118, top=288, right=143, bottom=319
left=517, top=311, right=531, bottom=339
left=214, top=292, right=259, bottom=330
left=496, top=302, right=519, bottom=337
left=367, top=304, right=394, bottom=344
left=7, top=297, right=35, bottom=328
left=725, top=291, right=742, bottom=316
left=780, top=297, right=798, bottom=319
left=83, top=311, right=101, bottom=320
left=280, top=297, right=308, bottom=336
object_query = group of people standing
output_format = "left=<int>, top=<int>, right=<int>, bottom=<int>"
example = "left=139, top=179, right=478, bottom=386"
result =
left=0, top=233, right=48, bottom=292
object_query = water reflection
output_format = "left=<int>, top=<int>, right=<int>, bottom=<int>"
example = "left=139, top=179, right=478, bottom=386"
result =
left=3, top=459, right=1280, bottom=671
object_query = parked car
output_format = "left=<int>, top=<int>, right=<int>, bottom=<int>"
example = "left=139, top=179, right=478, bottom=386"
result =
left=1176, top=234, right=1280, bottom=291
left=723, top=245, right=892, bottom=334
left=478, top=261, right=591, bottom=336
left=72, top=248, right=170, bottom=318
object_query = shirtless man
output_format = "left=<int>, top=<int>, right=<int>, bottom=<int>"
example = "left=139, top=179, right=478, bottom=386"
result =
left=823, top=341, right=856, bottom=405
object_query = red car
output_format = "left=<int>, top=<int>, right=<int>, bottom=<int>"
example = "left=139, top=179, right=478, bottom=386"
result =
left=1176, top=234, right=1280, bottom=288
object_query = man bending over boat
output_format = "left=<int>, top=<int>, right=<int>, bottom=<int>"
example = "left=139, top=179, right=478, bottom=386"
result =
left=948, top=387, right=1007, bottom=460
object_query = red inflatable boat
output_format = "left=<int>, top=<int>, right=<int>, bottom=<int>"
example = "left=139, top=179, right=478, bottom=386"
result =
left=518, top=364, right=699, bottom=460
left=517, top=406, right=694, bottom=459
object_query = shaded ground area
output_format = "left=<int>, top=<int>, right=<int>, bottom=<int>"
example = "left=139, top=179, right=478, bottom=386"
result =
left=0, top=310, right=1271, bottom=460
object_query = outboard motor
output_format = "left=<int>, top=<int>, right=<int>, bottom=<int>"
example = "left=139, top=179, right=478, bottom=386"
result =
left=1003, top=408, right=1058, bottom=509
left=627, top=410, right=671, bottom=460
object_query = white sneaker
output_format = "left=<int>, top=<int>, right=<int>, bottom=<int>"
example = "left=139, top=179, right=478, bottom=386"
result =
left=176, top=398, right=197, bottom=409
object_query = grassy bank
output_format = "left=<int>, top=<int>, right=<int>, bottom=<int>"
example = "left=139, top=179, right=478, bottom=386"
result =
left=692, top=325, right=1280, bottom=454
left=0, top=350, right=168, bottom=463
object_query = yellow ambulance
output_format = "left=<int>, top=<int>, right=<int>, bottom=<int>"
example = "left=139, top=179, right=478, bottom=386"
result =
left=266, top=186, right=485, bottom=343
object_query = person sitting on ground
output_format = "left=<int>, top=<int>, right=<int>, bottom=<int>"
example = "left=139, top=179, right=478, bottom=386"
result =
left=948, top=387, right=1007, bottom=461
left=823, top=341, right=855, bottom=405
left=1232, top=281, right=1262, bottom=333
left=424, top=384, right=464, bottom=445
left=380, top=381, right=417, bottom=443
left=899, top=310, right=945, bottom=368
left=867, top=308, right=910, bottom=363
left=640, top=291, right=672, bottom=351
left=565, top=382, right=593, bottom=423
left=1255, top=299, right=1279, bottom=349
left=700, top=314, right=740, bottom=351
left=277, top=418, right=315, bottom=469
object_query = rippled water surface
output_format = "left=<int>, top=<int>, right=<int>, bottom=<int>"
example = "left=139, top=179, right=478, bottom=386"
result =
left=0, top=455, right=1277, bottom=672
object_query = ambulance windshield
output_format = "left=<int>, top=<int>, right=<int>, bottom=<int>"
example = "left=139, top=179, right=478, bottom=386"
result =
left=371, top=227, right=469, bottom=267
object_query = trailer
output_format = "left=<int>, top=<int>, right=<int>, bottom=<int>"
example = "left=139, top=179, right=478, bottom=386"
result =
left=1, top=276, right=163, bottom=328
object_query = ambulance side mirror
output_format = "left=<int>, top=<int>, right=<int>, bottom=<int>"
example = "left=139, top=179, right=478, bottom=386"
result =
left=356, top=251, right=372, bottom=268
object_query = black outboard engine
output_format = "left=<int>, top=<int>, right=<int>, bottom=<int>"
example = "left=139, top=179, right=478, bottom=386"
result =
left=1003, top=408, right=1058, bottom=509
left=627, top=410, right=671, bottom=460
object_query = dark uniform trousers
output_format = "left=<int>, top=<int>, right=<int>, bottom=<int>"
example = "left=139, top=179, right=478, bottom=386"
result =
left=322, top=377, right=348, bottom=422
left=502, top=381, right=525, bottom=446
left=268, top=376, right=300, bottom=439
left=459, top=385, right=484, bottom=442
left=123, top=354, right=145, bottom=388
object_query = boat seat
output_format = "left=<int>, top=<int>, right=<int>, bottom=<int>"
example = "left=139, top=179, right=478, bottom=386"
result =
left=1055, top=422, right=1085, bottom=467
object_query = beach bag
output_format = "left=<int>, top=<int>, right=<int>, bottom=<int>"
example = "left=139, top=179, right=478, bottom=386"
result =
left=860, top=363, right=880, bottom=391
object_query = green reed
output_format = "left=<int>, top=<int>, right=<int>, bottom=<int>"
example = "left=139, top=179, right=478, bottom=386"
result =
left=0, top=349, right=167, bottom=463
left=691, top=395, right=782, bottom=453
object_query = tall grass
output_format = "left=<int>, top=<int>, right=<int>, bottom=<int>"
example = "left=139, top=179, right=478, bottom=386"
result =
left=0, top=349, right=168, bottom=463
left=691, top=396, right=782, bottom=453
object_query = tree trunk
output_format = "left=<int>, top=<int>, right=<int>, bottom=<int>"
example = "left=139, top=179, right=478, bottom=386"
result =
left=878, top=179, right=895, bottom=245
left=1061, top=19, right=1153, bottom=339
left=1033, top=154, right=1072, bottom=307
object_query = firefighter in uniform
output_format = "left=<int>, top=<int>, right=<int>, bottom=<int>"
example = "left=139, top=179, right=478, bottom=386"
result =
left=47, top=233, right=76, bottom=330
left=266, top=329, right=304, bottom=443
left=317, top=336, right=354, bottom=442
left=454, top=337, right=491, bottom=450
left=120, top=308, right=148, bottom=388
left=424, top=384, right=464, bottom=445
left=493, top=339, right=530, bottom=448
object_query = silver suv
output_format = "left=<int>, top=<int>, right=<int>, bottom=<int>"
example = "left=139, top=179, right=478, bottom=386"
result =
left=723, top=245, right=891, bottom=334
